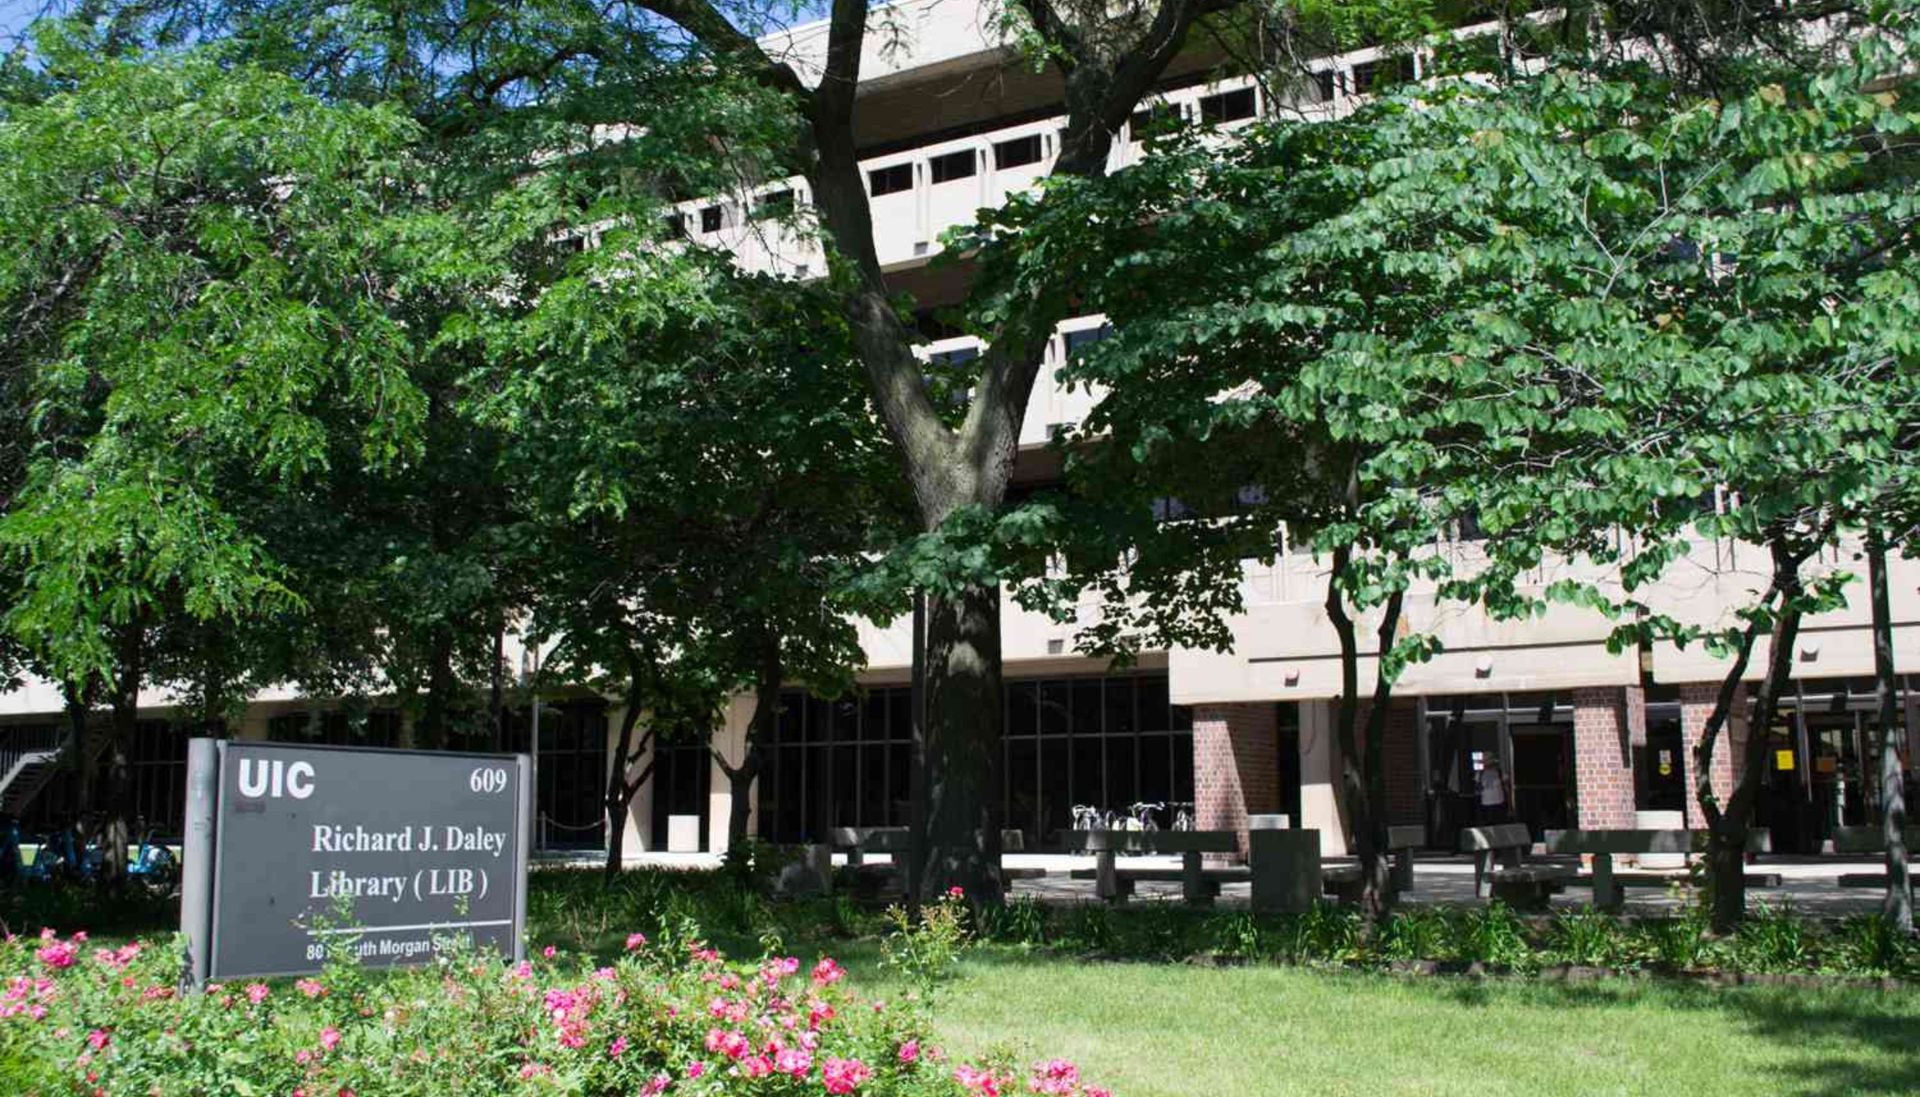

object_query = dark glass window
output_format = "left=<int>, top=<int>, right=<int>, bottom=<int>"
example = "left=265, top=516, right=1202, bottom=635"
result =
left=1063, top=325, right=1112, bottom=359
left=752, top=189, right=796, bottom=220
left=1351, top=54, right=1415, bottom=95
left=869, top=163, right=914, bottom=196
left=1198, top=87, right=1258, bottom=124
left=662, top=212, right=686, bottom=238
left=993, top=134, right=1045, bottom=170
left=1311, top=70, right=1338, bottom=102
left=928, top=345, right=979, bottom=368
left=1129, top=102, right=1182, bottom=139
left=699, top=205, right=723, bottom=233
left=929, top=149, right=977, bottom=184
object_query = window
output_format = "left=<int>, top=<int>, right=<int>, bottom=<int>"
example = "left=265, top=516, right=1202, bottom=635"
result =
left=993, top=134, right=1045, bottom=170
left=928, top=345, right=979, bottom=367
left=752, top=189, right=796, bottom=220
left=1130, top=102, right=1181, bottom=140
left=1350, top=54, right=1416, bottom=95
left=869, top=163, right=913, bottom=196
left=1198, top=87, right=1258, bottom=124
left=699, top=205, right=723, bottom=233
left=661, top=212, right=686, bottom=238
left=1310, top=70, right=1338, bottom=102
left=929, top=149, right=977, bottom=184
left=1063, top=324, right=1113, bottom=359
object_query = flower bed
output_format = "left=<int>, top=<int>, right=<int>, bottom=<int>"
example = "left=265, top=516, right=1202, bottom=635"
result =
left=0, top=919, right=1111, bottom=1096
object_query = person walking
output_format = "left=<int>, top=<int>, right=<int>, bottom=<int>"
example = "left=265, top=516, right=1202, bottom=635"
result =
left=1476, top=759, right=1510, bottom=825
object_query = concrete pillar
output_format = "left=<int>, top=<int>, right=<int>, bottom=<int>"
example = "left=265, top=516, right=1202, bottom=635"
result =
left=1572, top=686, right=1636, bottom=830
left=1298, top=700, right=1348, bottom=856
left=1679, top=682, right=1743, bottom=829
left=1193, top=702, right=1279, bottom=859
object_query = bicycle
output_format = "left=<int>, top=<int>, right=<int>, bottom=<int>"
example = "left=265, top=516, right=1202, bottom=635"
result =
left=1169, top=802, right=1195, bottom=832
left=1127, top=801, right=1165, bottom=832
left=127, top=823, right=180, bottom=897
left=1070, top=805, right=1104, bottom=831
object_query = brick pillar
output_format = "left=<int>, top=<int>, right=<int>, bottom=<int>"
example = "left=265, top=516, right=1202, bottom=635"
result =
left=1680, top=682, right=1743, bottom=829
left=1571, top=686, right=1636, bottom=830
left=1194, top=703, right=1280, bottom=859
left=1355, top=699, right=1423, bottom=826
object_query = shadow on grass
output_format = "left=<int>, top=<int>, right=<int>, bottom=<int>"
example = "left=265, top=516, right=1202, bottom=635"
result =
left=1422, top=976, right=1920, bottom=1096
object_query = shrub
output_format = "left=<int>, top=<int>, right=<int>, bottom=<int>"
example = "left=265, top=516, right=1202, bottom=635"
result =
left=1732, top=902, right=1811, bottom=973
left=880, top=887, right=972, bottom=997
left=1544, top=908, right=1635, bottom=969
left=1458, top=902, right=1532, bottom=970
left=1377, top=908, right=1459, bottom=965
left=0, top=924, right=1112, bottom=1096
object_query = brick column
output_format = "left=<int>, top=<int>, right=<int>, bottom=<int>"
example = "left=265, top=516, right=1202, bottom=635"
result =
left=1354, top=699, right=1424, bottom=826
left=1571, top=686, right=1636, bottom=830
left=1194, top=703, right=1280, bottom=859
left=1680, top=682, right=1743, bottom=829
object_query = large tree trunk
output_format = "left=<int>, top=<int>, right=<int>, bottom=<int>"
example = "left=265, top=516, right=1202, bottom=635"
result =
left=1868, top=527, right=1913, bottom=932
left=1324, top=537, right=1402, bottom=921
left=1696, top=534, right=1811, bottom=934
left=915, top=582, right=1005, bottom=905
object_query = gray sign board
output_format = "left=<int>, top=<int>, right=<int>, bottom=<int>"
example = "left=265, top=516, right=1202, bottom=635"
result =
left=181, top=739, right=530, bottom=984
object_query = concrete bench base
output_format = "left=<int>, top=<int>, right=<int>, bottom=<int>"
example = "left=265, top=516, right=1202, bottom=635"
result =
left=1610, top=871, right=1782, bottom=889
left=1488, top=867, right=1577, bottom=911
left=1839, top=873, right=1916, bottom=890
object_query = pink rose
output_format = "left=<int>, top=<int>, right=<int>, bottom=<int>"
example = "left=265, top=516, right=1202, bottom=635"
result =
left=625, top=932, right=648, bottom=950
left=823, top=1057, right=873, bottom=1095
left=898, top=1040, right=920, bottom=1064
left=319, top=1027, right=341, bottom=1052
left=810, top=958, right=844, bottom=986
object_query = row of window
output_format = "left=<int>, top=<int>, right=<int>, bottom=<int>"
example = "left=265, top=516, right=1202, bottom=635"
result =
left=756, top=673, right=1197, bottom=844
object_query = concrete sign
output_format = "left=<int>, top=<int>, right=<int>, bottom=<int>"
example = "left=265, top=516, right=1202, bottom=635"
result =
left=180, top=739, right=530, bottom=986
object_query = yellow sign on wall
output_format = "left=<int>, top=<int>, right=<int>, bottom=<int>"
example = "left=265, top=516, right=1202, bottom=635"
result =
left=1775, top=749, right=1796, bottom=772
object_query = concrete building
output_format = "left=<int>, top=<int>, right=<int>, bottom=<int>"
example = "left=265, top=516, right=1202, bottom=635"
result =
left=3, top=1, right=1914, bottom=863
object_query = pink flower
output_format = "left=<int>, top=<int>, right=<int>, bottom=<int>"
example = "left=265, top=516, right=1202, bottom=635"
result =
left=641, top=1074, right=671, bottom=1095
left=705, top=1028, right=750, bottom=1060
left=245, top=983, right=270, bottom=1005
left=36, top=939, right=77, bottom=970
left=86, top=1029, right=110, bottom=1051
left=740, top=1054, right=773, bottom=1078
left=686, top=1060, right=707, bottom=1079
left=319, top=1027, right=341, bottom=1052
left=608, top=1036, right=629, bottom=1059
left=296, top=1050, right=314, bottom=1066
left=810, top=958, right=844, bottom=986
left=947, top=886, right=966, bottom=899
left=519, top=1062, right=551, bottom=1079
left=956, top=1065, right=1006, bottom=1097
left=823, top=1057, right=873, bottom=1095
left=1027, top=1058, right=1081, bottom=1095
left=295, top=979, right=325, bottom=998
left=625, top=932, right=648, bottom=951
left=898, top=1040, right=920, bottom=1064
left=542, top=945, right=557, bottom=959
left=775, top=1046, right=813, bottom=1076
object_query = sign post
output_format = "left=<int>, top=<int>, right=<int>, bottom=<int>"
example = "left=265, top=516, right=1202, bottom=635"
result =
left=180, top=740, right=530, bottom=989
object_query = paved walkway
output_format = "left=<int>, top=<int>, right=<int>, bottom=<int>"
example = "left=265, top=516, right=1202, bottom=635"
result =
left=581, top=849, right=1904, bottom=916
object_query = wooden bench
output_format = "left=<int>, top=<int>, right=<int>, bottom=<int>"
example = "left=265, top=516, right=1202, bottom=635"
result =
left=1064, top=830, right=1241, bottom=905
left=1460, top=824, right=1575, bottom=911
left=1321, top=825, right=1426, bottom=902
left=1543, top=828, right=1775, bottom=911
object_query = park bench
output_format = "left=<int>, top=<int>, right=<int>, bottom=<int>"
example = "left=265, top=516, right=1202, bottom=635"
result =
left=1542, top=828, right=1777, bottom=910
left=1830, top=826, right=1920, bottom=891
left=1460, top=824, right=1576, bottom=911
left=1064, top=830, right=1242, bottom=905
left=1321, top=825, right=1426, bottom=902
left=826, top=827, right=1042, bottom=898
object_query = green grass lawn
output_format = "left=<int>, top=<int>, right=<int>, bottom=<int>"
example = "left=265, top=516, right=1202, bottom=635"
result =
left=918, top=951, right=1920, bottom=1096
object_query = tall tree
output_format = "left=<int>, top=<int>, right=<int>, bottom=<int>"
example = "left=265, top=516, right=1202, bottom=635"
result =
left=0, top=37, right=441, bottom=877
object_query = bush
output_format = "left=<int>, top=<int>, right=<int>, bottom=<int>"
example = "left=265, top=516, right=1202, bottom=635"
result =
left=0, top=925, right=1114, bottom=1097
